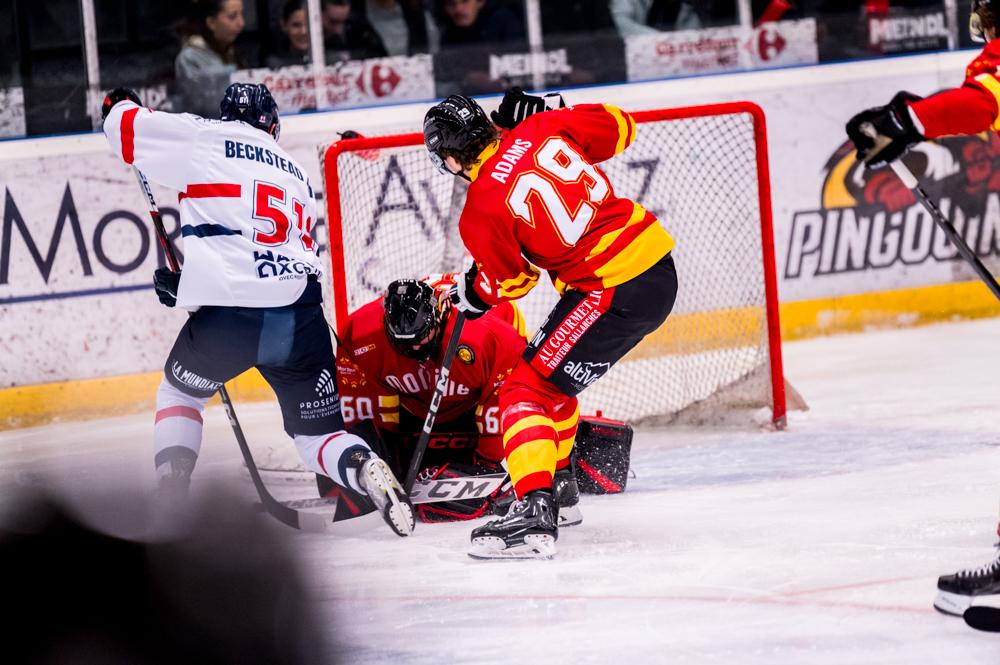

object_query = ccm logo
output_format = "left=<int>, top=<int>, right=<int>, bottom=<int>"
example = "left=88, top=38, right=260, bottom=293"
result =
left=427, top=436, right=476, bottom=450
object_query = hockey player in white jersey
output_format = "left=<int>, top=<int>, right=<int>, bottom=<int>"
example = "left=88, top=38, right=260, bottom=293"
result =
left=101, top=83, right=414, bottom=536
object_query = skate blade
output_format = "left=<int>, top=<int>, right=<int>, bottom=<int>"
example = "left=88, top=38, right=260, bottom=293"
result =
left=933, top=590, right=974, bottom=616
left=558, top=505, right=583, bottom=528
left=468, top=534, right=556, bottom=560
left=364, top=460, right=415, bottom=537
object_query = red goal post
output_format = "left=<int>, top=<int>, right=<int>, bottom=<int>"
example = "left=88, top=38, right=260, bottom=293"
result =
left=323, top=101, right=787, bottom=428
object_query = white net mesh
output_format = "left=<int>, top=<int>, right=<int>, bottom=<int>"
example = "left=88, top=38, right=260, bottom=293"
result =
left=325, top=108, right=779, bottom=424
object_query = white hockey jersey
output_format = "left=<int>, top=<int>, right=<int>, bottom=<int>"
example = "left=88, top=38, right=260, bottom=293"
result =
left=103, top=101, right=321, bottom=309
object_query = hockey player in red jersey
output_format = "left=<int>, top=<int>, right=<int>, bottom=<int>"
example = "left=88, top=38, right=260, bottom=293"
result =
left=102, top=83, right=414, bottom=535
left=847, top=1, right=1000, bottom=168
left=848, top=1, right=1000, bottom=616
left=423, top=90, right=677, bottom=558
left=335, top=278, right=583, bottom=524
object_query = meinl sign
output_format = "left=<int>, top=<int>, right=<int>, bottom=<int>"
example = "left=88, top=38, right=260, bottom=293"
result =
left=433, top=34, right=627, bottom=96
left=867, top=8, right=950, bottom=55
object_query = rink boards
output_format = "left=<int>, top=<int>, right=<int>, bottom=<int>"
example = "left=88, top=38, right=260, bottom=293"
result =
left=4, top=49, right=1000, bottom=427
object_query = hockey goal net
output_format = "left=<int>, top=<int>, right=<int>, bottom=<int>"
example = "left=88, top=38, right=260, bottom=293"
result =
left=322, top=102, right=787, bottom=427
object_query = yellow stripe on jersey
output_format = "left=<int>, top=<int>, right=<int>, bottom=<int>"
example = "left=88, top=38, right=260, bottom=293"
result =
left=499, top=269, right=540, bottom=290
left=603, top=104, right=632, bottom=155
left=593, top=222, right=675, bottom=288
left=508, top=301, right=528, bottom=338
left=586, top=203, right=648, bottom=261
left=497, top=270, right=540, bottom=299
left=502, top=414, right=553, bottom=443
left=506, top=439, right=557, bottom=481
left=974, top=73, right=1000, bottom=130
left=380, top=412, right=399, bottom=424
left=553, top=401, right=580, bottom=429
left=378, top=395, right=399, bottom=407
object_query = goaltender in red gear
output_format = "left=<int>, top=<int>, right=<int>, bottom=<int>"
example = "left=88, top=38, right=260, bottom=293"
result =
left=424, top=90, right=678, bottom=558
left=335, top=276, right=581, bottom=522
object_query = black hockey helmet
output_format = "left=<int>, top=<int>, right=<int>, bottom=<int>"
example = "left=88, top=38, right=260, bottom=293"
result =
left=220, top=82, right=281, bottom=140
left=423, top=95, right=494, bottom=176
left=971, top=0, right=997, bottom=42
left=383, top=279, right=443, bottom=361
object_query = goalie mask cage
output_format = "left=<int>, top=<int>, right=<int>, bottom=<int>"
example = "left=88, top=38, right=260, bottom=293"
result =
left=323, top=102, right=787, bottom=428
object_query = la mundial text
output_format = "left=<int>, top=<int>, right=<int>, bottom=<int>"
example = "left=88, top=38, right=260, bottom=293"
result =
left=224, top=139, right=307, bottom=183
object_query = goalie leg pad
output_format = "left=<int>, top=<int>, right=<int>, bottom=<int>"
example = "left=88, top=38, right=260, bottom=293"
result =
left=574, top=416, right=633, bottom=494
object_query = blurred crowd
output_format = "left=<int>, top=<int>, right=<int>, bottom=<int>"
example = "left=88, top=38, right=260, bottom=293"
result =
left=0, top=0, right=960, bottom=134
left=167, top=0, right=946, bottom=113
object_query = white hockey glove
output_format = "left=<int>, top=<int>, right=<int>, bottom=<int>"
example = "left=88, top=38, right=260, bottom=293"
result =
left=491, top=87, right=566, bottom=130
left=449, top=264, right=490, bottom=320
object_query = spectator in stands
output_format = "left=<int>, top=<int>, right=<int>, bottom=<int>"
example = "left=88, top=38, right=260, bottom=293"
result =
left=175, top=0, right=246, bottom=117
left=435, top=0, right=526, bottom=48
left=365, top=0, right=440, bottom=56
left=267, top=0, right=312, bottom=68
left=611, top=0, right=739, bottom=36
left=323, top=0, right=388, bottom=62
left=540, top=0, right=617, bottom=38
left=612, top=0, right=699, bottom=35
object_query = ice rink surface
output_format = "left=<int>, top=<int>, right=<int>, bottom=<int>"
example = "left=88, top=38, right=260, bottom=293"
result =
left=3, top=318, right=1000, bottom=663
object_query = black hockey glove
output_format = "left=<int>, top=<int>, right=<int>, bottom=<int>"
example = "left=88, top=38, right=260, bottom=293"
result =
left=101, top=87, right=142, bottom=121
left=153, top=268, right=180, bottom=308
left=845, top=91, right=924, bottom=169
left=490, top=87, right=566, bottom=130
left=449, top=264, right=491, bottom=320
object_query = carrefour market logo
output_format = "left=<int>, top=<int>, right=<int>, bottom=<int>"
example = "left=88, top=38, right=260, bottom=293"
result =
left=786, top=131, right=1000, bottom=281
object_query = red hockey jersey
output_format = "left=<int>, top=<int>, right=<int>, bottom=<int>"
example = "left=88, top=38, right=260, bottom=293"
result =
left=458, top=104, right=675, bottom=306
left=910, top=40, right=1000, bottom=138
left=335, top=298, right=527, bottom=462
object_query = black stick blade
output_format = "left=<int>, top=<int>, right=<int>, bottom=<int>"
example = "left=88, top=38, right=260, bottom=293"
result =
left=963, top=606, right=1000, bottom=632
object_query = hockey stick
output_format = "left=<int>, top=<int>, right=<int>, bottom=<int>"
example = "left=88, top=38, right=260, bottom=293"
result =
left=133, top=168, right=335, bottom=533
left=402, top=311, right=467, bottom=493
left=859, top=123, right=1000, bottom=302
left=886, top=159, right=1000, bottom=302
left=964, top=606, right=1000, bottom=632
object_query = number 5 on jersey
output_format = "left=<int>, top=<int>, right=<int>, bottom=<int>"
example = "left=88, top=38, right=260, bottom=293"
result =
left=507, top=137, right=610, bottom=246
left=252, top=180, right=315, bottom=251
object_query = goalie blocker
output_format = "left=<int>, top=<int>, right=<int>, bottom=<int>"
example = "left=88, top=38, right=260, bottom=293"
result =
left=316, top=414, right=633, bottom=523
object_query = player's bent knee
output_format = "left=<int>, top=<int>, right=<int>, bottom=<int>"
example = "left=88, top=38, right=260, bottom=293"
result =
left=156, top=376, right=210, bottom=411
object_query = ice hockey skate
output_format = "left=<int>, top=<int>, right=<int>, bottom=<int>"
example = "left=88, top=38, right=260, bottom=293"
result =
left=553, top=466, right=583, bottom=527
left=491, top=468, right=583, bottom=528
left=353, top=451, right=415, bottom=537
left=933, top=548, right=1000, bottom=616
left=469, top=490, right=558, bottom=560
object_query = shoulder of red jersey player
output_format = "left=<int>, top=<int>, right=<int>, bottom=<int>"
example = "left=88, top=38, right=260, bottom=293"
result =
left=967, top=39, right=1000, bottom=79
left=338, top=299, right=385, bottom=361
left=441, top=306, right=526, bottom=363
